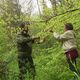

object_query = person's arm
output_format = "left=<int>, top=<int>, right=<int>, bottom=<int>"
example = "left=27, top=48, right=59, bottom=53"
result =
left=32, top=36, right=41, bottom=44
left=53, top=32, right=73, bottom=41
left=36, top=38, right=44, bottom=44
left=49, top=30, right=60, bottom=39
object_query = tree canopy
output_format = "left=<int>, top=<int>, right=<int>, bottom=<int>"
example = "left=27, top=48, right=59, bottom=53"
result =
left=0, top=0, right=80, bottom=80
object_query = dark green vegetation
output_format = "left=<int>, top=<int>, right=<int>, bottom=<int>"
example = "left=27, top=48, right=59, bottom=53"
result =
left=0, top=0, right=80, bottom=80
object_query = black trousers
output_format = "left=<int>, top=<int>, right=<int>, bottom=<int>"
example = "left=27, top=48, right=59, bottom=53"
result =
left=67, top=58, right=78, bottom=74
left=18, top=54, right=35, bottom=80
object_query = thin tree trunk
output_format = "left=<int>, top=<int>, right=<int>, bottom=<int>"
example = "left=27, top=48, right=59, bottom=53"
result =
left=36, top=0, right=42, bottom=17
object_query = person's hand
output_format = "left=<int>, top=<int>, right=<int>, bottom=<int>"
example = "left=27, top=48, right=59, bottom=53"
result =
left=37, top=39, right=44, bottom=44
left=33, top=37, right=41, bottom=44
left=31, top=36, right=40, bottom=43
left=34, top=37, right=40, bottom=40
left=32, top=36, right=40, bottom=41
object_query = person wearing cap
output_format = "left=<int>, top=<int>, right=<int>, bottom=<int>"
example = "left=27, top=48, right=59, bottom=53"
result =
left=16, top=22, right=39, bottom=80
left=50, top=23, right=79, bottom=76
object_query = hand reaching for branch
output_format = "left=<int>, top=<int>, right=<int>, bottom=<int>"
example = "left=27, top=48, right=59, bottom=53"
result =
left=35, top=37, right=46, bottom=44
left=33, top=37, right=40, bottom=40
left=32, top=34, right=50, bottom=44
left=32, top=36, right=40, bottom=43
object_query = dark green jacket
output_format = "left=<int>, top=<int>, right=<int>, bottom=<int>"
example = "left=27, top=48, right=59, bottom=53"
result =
left=16, top=30, right=34, bottom=55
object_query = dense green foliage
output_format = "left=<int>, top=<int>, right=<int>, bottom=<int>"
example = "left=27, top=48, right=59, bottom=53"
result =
left=0, top=0, right=80, bottom=80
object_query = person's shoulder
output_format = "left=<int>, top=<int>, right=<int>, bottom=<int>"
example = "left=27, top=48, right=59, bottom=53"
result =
left=62, top=30, right=73, bottom=36
left=64, top=30, right=74, bottom=34
left=64, top=30, right=75, bottom=37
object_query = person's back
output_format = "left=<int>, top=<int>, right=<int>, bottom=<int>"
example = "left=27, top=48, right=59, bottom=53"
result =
left=16, top=22, right=36, bottom=80
left=17, top=30, right=33, bottom=56
left=60, top=30, right=77, bottom=52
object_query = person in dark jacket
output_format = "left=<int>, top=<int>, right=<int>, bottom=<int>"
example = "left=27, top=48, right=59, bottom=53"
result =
left=16, top=22, right=39, bottom=80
